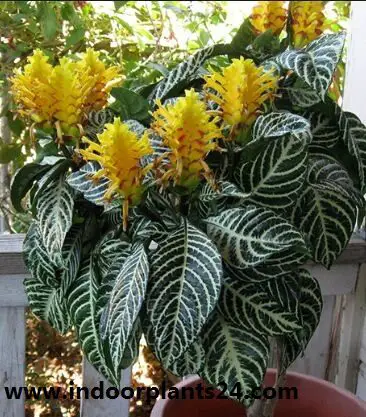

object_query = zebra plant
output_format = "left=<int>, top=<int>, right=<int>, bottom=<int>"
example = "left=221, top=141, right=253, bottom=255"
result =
left=9, top=4, right=366, bottom=417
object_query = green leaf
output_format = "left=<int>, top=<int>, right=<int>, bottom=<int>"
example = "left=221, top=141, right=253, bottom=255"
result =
left=148, top=46, right=217, bottom=102
left=85, top=109, right=116, bottom=141
left=24, top=278, right=70, bottom=334
left=94, top=231, right=131, bottom=279
left=67, top=161, right=109, bottom=206
left=308, top=146, right=359, bottom=187
left=96, top=250, right=129, bottom=317
left=101, top=201, right=123, bottom=227
left=306, top=112, right=339, bottom=149
left=169, top=340, right=205, bottom=376
left=124, top=120, right=145, bottom=136
left=97, top=250, right=143, bottom=372
left=7, top=115, right=25, bottom=136
left=197, top=181, right=246, bottom=219
left=0, top=142, right=22, bottom=164
left=101, top=244, right=149, bottom=371
left=206, top=206, right=308, bottom=269
left=114, top=1, right=128, bottom=11
left=275, top=33, right=346, bottom=99
left=119, top=319, right=142, bottom=369
left=339, top=111, right=366, bottom=192
left=61, top=2, right=79, bottom=24
left=146, top=220, right=223, bottom=368
left=61, top=225, right=84, bottom=295
left=111, top=88, right=150, bottom=121
left=291, top=155, right=362, bottom=268
left=35, top=138, right=59, bottom=163
left=224, top=249, right=308, bottom=281
left=129, top=213, right=162, bottom=241
left=24, top=223, right=70, bottom=334
left=136, top=26, right=155, bottom=41
left=36, top=173, right=74, bottom=266
left=249, top=30, right=282, bottom=61
left=40, top=156, right=65, bottom=166
left=143, top=316, right=205, bottom=376
left=282, top=269, right=322, bottom=369
left=11, top=163, right=51, bottom=213
left=200, top=309, right=269, bottom=407
left=68, top=255, right=116, bottom=383
left=23, top=222, right=83, bottom=308
left=66, top=26, right=85, bottom=47
left=23, top=222, right=60, bottom=289
left=39, top=2, right=58, bottom=40
left=236, top=134, right=308, bottom=210
left=231, top=17, right=255, bottom=53
left=145, top=62, right=169, bottom=76
left=219, top=274, right=301, bottom=336
left=118, top=18, right=134, bottom=34
left=199, top=181, right=249, bottom=202
left=287, top=79, right=322, bottom=108
left=251, top=112, right=311, bottom=144
left=32, top=159, right=72, bottom=210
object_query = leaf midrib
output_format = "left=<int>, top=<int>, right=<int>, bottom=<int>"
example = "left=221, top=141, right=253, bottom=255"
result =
left=165, top=219, right=189, bottom=366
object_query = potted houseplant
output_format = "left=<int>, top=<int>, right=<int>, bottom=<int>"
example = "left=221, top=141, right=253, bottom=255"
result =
left=9, top=1, right=366, bottom=416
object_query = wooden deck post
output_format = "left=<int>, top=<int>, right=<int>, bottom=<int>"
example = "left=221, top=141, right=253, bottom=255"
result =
left=80, top=359, right=131, bottom=417
left=0, top=274, right=27, bottom=417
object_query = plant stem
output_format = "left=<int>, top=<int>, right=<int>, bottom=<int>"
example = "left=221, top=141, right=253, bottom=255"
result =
left=60, top=144, right=72, bottom=159
left=247, top=398, right=265, bottom=417
left=248, top=339, right=286, bottom=417
left=262, top=339, right=286, bottom=417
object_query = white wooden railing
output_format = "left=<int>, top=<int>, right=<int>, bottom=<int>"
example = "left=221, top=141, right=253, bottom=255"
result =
left=1, top=234, right=366, bottom=416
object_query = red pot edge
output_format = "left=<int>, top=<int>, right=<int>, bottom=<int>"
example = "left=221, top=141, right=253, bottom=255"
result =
left=150, top=369, right=366, bottom=416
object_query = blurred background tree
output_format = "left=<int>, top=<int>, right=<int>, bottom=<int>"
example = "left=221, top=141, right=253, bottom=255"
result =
left=0, top=1, right=351, bottom=416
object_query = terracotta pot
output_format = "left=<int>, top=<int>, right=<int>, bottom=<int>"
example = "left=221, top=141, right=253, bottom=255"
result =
left=151, top=370, right=366, bottom=417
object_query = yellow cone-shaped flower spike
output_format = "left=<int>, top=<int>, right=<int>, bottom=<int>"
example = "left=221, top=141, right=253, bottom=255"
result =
left=151, top=89, right=222, bottom=189
left=291, top=1, right=329, bottom=48
left=49, top=58, right=93, bottom=130
left=250, top=1, right=287, bottom=35
left=11, top=49, right=54, bottom=123
left=11, top=49, right=122, bottom=135
left=76, top=48, right=123, bottom=112
left=80, top=117, right=152, bottom=230
left=204, top=57, right=278, bottom=129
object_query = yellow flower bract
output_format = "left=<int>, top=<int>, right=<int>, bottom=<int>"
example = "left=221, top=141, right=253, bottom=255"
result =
left=151, top=89, right=222, bottom=189
left=250, top=1, right=287, bottom=35
left=80, top=117, right=152, bottom=230
left=11, top=50, right=54, bottom=124
left=11, top=49, right=122, bottom=133
left=204, top=57, right=278, bottom=128
left=291, top=1, right=329, bottom=48
left=76, top=49, right=122, bottom=113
